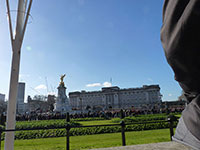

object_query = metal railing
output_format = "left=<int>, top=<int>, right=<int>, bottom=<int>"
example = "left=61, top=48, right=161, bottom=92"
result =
left=0, top=111, right=177, bottom=150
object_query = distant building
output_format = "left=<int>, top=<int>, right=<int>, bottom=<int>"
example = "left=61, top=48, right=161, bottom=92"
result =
left=0, top=93, right=5, bottom=102
left=26, top=95, right=50, bottom=113
left=161, top=100, right=186, bottom=113
left=69, top=85, right=162, bottom=111
left=47, top=95, right=56, bottom=105
left=0, top=93, right=6, bottom=114
left=16, top=82, right=25, bottom=114
left=28, top=99, right=49, bottom=113
left=47, top=95, right=56, bottom=112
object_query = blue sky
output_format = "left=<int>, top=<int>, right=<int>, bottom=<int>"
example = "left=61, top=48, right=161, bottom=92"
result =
left=0, top=0, right=182, bottom=101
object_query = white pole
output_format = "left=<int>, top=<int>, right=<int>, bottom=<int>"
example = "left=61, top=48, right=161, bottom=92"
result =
left=4, top=43, right=21, bottom=150
left=5, top=0, right=32, bottom=150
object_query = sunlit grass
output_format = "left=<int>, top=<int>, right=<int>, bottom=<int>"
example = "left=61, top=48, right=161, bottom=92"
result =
left=0, top=129, right=171, bottom=150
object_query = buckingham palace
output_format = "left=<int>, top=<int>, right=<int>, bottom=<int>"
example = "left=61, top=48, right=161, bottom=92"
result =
left=69, top=85, right=162, bottom=111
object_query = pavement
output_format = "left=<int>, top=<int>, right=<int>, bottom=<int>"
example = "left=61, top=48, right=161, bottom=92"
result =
left=91, top=142, right=193, bottom=150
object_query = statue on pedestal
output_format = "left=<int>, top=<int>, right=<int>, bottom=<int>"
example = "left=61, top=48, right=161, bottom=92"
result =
left=54, top=74, right=71, bottom=113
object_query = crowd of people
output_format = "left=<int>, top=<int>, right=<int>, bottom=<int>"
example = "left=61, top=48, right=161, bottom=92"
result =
left=0, top=104, right=185, bottom=124
left=14, top=106, right=184, bottom=121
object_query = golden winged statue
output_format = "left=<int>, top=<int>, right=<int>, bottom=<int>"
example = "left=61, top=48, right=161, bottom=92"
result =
left=60, top=74, right=66, bottom=85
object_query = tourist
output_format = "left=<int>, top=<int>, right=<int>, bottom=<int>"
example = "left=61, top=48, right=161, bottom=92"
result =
left=161, top=0, right=200, bottom=149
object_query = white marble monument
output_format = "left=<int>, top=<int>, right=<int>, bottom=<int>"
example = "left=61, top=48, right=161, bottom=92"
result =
left=54, top=74, right=71, bottom=113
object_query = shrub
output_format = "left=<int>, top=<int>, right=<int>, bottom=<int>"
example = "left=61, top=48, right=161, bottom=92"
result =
left=0, top=114, right=179, bottom=140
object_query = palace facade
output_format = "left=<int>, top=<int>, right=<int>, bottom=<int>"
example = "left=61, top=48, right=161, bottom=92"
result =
left=69, top=85, right=162, bottom=111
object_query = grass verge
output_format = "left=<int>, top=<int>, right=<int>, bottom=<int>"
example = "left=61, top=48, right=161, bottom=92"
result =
left=0, top=128, right=172, bottom=150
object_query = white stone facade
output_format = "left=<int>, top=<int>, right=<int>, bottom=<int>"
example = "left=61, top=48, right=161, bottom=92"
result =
left=69, top=85, right=162, bottom=110
left=54, top=83, right=71, bottom=113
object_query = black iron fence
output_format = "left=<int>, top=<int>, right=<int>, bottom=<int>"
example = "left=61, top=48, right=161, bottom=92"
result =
left=0, top=111, right=177, bottom=150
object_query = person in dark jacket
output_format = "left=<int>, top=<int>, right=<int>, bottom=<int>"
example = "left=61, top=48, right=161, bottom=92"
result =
left=161, top=1, right=200, bottom=149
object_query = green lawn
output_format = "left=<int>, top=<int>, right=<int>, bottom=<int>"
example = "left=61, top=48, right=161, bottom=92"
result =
left=0, top=129, right=172, bottom=150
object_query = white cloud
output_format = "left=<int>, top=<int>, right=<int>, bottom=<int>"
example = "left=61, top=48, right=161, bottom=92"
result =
left=86, top=83, right=101, bottom=87
left=19, top=74, right=30, bottom=81
left=86, top=81, right=112, bottom=88
left=103, top=82, right=112, bottom=87
left=147, top=78, right=153, bottom=82
left=48, top=92, right=56, bottom=95
left=35, top=84, right=47, bottom=90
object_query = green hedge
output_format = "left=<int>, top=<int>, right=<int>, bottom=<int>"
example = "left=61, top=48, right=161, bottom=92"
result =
left=112, top=113, right=180, bottom=124
left=71, top=117, right=107, bottom=121
left=0, top=121, right=177, bottom=140
left=15, top=120, right=80, bottom=130
left=0, top=113, right=179, bottom=140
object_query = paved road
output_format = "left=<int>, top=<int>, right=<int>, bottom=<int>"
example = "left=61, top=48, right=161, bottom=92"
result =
left=91, top=142, right=192, bottom=150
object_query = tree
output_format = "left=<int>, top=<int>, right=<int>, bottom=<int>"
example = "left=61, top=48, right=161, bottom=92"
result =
left=0, top=101, right=6, bottom=114
left=86, top=105, right=91, bottom=110
left=32, top=95, right=47, bottom=101
left=49, top=104, right=54, bottom=112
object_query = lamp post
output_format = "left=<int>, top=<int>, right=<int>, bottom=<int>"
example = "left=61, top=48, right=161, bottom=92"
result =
left=5, top=0, right=32, bottom=150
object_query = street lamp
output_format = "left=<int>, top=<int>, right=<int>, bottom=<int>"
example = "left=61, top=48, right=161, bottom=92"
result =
left=5, top=0, right=32, bottom=150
